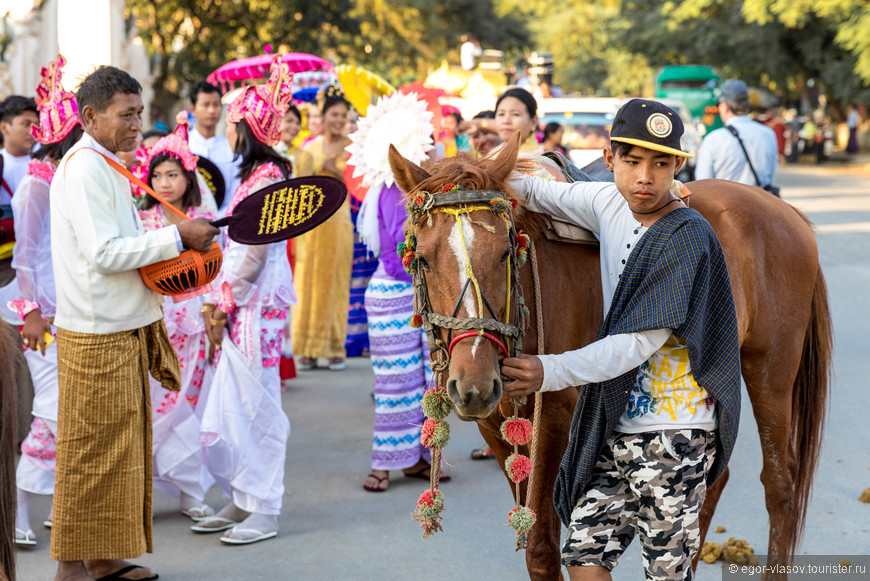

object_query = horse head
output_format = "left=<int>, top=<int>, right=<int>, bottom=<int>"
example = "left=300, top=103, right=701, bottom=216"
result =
left=389, top=132, right=525, bottom=420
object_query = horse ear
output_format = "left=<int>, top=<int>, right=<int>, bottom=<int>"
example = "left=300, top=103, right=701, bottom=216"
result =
left=487, top=130, right=522, bottom=184
left=389, top=144, right=429, bottom=194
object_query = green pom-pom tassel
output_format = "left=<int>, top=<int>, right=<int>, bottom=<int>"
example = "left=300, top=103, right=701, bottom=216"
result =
left=421, top=385, right=453, bottom=420
left=508, top=506, right=537, bottom=533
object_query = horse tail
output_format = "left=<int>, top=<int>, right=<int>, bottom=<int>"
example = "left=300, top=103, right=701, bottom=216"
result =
left=787, top=267, right=833, bottom=558
left=0, top=327, right=17, bottom=581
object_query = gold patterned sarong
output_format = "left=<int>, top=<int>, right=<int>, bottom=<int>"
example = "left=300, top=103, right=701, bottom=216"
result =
left=51, top=320, right=180, bottom=561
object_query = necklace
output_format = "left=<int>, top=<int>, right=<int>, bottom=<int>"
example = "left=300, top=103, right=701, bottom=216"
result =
left=632, top=197, right=679, bottom=215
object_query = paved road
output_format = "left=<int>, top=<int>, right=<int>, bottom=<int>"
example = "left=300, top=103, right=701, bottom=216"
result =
left=17, top=159, right=870, bottom=580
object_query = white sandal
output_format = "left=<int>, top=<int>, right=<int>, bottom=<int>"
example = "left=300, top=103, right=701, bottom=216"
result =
left=219, top=526, right=277, bottom=545
left=181, top=504, right=215, bottom=522
left=190, top=516, right=239, bottom=533
left=15, top=528, right=36, bottom=546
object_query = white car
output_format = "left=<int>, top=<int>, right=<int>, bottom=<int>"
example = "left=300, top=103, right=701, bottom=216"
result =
left=538, top=97, right=621, bottom=168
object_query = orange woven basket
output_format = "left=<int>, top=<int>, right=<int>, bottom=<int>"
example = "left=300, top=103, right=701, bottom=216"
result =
left=139, top=241, right=223, bottom=296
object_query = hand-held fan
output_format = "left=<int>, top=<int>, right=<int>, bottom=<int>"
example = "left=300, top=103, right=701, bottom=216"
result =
left=210, top=175, right=347, bottom=244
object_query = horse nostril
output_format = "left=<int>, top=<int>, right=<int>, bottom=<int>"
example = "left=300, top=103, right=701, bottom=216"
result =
left=446, top=378, right=461, bottom=404
left=491, top=377, right=503, bottom=402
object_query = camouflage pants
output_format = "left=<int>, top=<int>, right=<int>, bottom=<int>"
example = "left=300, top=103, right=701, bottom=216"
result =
left=562, top=429, right=716, bottom=580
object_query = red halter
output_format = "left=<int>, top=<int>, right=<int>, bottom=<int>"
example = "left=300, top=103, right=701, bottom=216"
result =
left=448, top=331, right=510, bottom=358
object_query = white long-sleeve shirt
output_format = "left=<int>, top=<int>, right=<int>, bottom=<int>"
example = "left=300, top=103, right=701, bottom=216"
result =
left=11, top=165, right=56, bottom=317
left=511, top=174, right=717, bottom=431
left=51, top=133, right=181, bottom=333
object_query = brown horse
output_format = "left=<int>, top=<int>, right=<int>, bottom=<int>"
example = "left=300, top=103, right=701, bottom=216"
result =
left=389, top=133, right=832, bottom=580
left=0, top=323, right=20, bottom=581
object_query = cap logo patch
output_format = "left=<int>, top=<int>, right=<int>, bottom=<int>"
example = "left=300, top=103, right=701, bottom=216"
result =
left=646, top=113, right=672, bottom=138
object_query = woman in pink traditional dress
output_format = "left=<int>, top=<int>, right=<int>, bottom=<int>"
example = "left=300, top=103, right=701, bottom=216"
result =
left=8, top=55, right=82, bottom=547
left=138, top=112, right=218, bottom=525
left=194, top=57, right=295, bottom=546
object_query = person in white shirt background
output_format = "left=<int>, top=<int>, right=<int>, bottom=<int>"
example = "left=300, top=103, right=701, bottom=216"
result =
left=694, top=79, right=779, bottom=190
left=0, top=95, right=38, bottom=203
left=187, top=81, right=239, bottom=216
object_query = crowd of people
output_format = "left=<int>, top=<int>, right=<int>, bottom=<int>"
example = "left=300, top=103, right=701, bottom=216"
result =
left=0, top=50, right=577, bottom=581
left=0, top=48, right=857, bottom=581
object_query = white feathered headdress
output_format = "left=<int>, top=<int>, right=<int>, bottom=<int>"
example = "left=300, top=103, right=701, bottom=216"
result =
left=346, top=91, right=435, bottom=256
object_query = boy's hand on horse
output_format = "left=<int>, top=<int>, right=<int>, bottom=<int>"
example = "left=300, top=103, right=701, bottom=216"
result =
left=500, top=354, right=544, bottom=397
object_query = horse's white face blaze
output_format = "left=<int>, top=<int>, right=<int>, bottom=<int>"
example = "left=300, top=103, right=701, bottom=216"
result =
left=419, top=211, right=512, bottom=420
left=448, top=218, right=477, bottom=320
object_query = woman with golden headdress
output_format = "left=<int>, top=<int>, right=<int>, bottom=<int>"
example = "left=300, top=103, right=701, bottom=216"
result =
left=293, top=86, right=354, bottom=371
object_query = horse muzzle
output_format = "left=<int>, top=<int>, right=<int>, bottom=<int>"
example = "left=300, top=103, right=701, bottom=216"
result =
left=446, top=371, right=503, bottom=420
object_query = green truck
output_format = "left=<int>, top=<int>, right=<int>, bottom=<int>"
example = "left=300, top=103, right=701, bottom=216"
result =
left=655, top=65, right=722, bottom=134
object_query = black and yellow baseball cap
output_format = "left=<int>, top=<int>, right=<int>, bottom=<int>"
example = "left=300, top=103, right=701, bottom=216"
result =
left=610, top=99, right=692, bottom=158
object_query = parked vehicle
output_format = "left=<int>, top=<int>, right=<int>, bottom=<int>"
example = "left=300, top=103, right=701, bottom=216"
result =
left=655, top=65, right=722, bottom=133
left=538, top=97, right=621, bottom=167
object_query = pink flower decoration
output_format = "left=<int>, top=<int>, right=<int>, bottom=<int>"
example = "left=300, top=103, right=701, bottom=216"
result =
left=505, top=453, right=533, bottom=483
left=500, top=417, right=533, bottom=446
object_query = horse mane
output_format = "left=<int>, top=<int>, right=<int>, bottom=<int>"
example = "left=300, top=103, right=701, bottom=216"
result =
left=409, top=153, right=548, bottom=237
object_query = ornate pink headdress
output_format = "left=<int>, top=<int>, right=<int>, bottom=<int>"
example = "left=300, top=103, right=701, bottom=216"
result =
left=226, top=56, right=294, bottom=146
left=141, top=111, right=199, bottom=172
left=32, top=54, right=80, bottom=145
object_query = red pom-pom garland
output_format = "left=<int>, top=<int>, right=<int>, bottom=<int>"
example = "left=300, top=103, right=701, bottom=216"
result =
left=500, top=416, right=533, bottom=446
left=505, top=453, right=533, bottom=483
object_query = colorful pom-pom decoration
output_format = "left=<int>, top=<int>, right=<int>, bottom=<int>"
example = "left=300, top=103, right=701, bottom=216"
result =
left=514, top=230, right=531, bottom=267
left=398, top=234, right=419, bottom=275
left=420, top=417, right=451, bottom=449
left=409, top=314, right=423, bottom=328
left=489, top=197, right=512, bottom=218
left=508, top=506, right=537, bottom=534
left=421, top=385, right=453, bottom=420
left=500, top=416, right=533, bottom=447
left=412, top=488, right=445, bottom=538
left=505, top=453, right=533, bottom=483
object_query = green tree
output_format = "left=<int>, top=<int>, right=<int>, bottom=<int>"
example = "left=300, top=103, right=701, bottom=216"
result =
left=332, top=0, right=529, bottom=86
left=126, top=0, right=359, bottom=116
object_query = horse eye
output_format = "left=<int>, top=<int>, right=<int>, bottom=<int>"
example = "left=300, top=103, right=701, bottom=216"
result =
left=418, top=256, right=431, bottom=270
left=500, top=250, right=510, bottom=263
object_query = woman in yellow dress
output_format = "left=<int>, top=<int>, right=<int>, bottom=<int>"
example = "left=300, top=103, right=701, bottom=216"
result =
left=293, top=86, right=354, bottom=370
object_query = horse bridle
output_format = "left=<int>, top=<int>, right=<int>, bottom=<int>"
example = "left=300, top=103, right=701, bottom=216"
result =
left=406, top=189, right=528, bottom=367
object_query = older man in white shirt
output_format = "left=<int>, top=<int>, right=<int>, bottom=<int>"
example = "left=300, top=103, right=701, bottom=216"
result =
left=50, top=66, right=217, bottom=581
left=188, top=81, right=239, bottom=216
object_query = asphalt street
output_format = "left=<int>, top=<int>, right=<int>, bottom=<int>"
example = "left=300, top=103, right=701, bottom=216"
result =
left=16, top=157, right=870, bottom=580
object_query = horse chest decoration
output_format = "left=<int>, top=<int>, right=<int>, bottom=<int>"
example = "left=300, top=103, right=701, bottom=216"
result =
left=389, top=132, right=832, bottom=581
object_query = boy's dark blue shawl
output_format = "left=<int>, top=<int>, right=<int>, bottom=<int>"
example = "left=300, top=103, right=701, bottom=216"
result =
left=554, top=207, right=741, bottom=526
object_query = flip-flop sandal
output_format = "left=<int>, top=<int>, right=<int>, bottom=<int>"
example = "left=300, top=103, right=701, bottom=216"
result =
left=14, top=528, right=36, bottom=546
left=403, top=469, right=451, bottom=482
left=181, top=505, right=215, bottom=522
left=190, top=516, right=239, bottom=533
left=470, top=446, right=495, bottom=460
left=219, top=527, right=278, bottom=545
left=43, top=519, right=52, bottom=528
left=363, top=473, right=389, bottom=492
left=93, top=564, right=158, bottom=581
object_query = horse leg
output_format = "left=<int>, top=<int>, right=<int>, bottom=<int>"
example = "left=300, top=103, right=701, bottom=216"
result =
left=742, top=349, right=803, bottom=581
left=692, top=467, right=729, bottom=570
